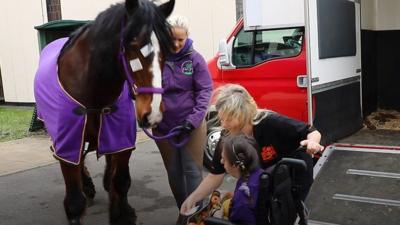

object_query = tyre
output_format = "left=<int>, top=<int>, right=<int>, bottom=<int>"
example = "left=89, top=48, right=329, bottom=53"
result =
left=203, top=112, right=222, bottom=171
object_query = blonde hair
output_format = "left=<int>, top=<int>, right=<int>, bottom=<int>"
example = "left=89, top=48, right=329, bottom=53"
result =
left=214, top=84, right=269, bottom=130
left=167, top=14, right=189, bottom=33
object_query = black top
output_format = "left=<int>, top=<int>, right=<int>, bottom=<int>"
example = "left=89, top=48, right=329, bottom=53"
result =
left=209, top=112, right=315, bottom=174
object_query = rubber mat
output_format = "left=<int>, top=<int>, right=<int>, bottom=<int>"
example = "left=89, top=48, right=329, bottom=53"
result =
left=306, top=146, right=400, bottom=225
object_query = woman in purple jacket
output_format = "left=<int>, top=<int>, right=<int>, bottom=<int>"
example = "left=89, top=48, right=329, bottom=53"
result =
left=152, top=15, right=213, bottom=225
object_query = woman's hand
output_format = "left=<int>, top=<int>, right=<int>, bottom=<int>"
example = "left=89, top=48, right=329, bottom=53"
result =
left=180, top=174, right=225, bottom=215
left=300, top=139, right=324, bottom=156
left=300, top=130, right=324, bottom=156
left=180, top=195, right=196, bottom=215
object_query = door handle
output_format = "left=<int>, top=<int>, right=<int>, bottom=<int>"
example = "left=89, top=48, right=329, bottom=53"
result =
left=297, top=75, right=308, bottom=88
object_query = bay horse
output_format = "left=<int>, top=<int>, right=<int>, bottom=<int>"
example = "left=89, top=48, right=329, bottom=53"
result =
left=33, top=0, right=175, bottom=224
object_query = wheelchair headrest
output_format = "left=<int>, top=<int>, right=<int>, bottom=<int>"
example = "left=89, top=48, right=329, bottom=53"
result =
left=277, top=158, right=307, bottom=172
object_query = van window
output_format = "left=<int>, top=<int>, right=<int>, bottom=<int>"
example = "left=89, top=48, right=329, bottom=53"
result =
left=232, top=29, right=254, bottom=67
left=232, top=27, right=304, bottom=67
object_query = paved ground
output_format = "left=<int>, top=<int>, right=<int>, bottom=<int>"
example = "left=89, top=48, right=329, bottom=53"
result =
left=0, top=132, right=235, bottom=225
left=0, top=131, right=150, bottom=176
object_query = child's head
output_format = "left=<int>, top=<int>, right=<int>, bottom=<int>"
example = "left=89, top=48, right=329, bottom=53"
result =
left=221, top=133, right=259, bottom=178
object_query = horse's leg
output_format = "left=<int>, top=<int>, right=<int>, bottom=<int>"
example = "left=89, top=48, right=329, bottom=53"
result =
left=81, top=162, right=96, bottom=204
left=60, top=162, right=87, bottom=225
left=103, top=154, right=112, bottom=192
left=109, top=150, right=136, bottom=225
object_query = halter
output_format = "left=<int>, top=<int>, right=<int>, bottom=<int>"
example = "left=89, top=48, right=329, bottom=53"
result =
left=118, top=20, right=164, bottom=96
left=118, top=19, right=188, bottom=147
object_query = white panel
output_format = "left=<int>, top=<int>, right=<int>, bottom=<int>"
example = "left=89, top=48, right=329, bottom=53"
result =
left=361, top=0, right=377, bottom=30
left=171, top=0, right=236, bottom=59
left=0, top=0, right=235, bottom=103
left=61, top=0, right=236, bottom=60
left=0, top=0, right=44, bottom=102
left=61, top=0, right=118, bottom=20
left=243, top=0, right=304, bottom=30
left=308, top=0, right=361, bottom=86
left=375, top=0, right=400, bottom=30
left=361, top=0, right=400, bottom=31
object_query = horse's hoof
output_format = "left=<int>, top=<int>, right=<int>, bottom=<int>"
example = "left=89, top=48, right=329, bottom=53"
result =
left=110, top=205, right=137, bottom=225
left=69, top=218, right=82, bottom=225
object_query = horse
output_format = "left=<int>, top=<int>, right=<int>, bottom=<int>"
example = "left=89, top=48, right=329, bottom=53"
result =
left=33, top=0, right=175, bottom=224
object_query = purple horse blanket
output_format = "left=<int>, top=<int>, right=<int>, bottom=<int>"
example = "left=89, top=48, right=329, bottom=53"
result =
left=34, top=38, right=136, bottom=165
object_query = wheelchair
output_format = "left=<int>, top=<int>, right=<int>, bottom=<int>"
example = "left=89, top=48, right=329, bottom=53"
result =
left=204, top=157, right=308, bottom=225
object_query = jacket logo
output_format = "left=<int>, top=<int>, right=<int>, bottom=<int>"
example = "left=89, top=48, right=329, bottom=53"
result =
left=261, top=145, right=277, bottom=161
left=181, top=60, right=193, bottom=75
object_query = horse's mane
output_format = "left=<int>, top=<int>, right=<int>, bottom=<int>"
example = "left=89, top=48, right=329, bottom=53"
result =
left=58, top=23, right=92, bottom=61
left=86, top=1, right=173, bottom=80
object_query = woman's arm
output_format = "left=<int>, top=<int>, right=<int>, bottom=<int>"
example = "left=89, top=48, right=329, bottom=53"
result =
left=180, top=173, right=225, bottom=214
left=263, top=113, right=324, bottom=156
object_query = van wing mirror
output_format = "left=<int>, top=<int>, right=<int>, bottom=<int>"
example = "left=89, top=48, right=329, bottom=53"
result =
left=218, top=39, right=231, bottom=67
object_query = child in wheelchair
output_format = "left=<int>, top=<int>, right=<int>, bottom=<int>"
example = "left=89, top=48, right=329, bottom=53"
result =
left=187, top=134, right=261, bottom=225
left=187, top=134, right=308, bottom=225
left=221, top=134, right=264, bottom=225
left=182, top=84, right=323, bottom=225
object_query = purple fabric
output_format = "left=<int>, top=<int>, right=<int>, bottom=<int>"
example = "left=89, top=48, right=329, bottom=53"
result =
left=155, top=39, right=212, bottom=134
left=229, top=168, right=264, bottom=225
left=34, top=38, right=136, bottom=165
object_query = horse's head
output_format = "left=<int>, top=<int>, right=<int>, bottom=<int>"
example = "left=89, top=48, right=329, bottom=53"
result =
left=121, top=0, right=174, bottom=128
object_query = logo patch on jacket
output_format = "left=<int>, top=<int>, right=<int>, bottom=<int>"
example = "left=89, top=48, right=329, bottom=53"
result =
left=261, top=145, right=277, bottom=162
left=181, top=60, right=193, bottom=75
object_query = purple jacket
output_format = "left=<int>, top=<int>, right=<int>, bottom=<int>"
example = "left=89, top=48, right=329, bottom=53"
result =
left=229, top=168, right=263, bottom=225
left=156, top=39, right=212, bottom=134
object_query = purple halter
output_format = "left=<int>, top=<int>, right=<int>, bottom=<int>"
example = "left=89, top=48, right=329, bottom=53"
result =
left=118, top=20, right=164, bottom=95
left=118, top=20, right=189, bottom=148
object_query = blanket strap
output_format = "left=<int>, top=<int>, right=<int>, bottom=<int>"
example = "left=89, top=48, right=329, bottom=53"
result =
left=73, top=105, right=118, bottom=115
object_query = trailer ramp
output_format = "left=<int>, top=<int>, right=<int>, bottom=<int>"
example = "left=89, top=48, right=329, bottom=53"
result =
left=306, top=145, right=400, bottom=225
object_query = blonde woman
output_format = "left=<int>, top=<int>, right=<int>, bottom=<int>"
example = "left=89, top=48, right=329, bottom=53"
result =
left=152, top=15, right=212, bottom=225
left=180, top=84, right=323, bottom=223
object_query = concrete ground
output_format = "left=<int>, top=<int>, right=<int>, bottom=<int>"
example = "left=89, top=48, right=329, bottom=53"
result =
left=0, top=132, right=235, bottom=225
left=0, top=131, right=151, bottom=176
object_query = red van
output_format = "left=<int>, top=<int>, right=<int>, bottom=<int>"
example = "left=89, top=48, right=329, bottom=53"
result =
left=204, top=18, right=310, bottom=167
left=208, top=18, right=308, bottom=122
left=203, top=0, right=364, bottom=168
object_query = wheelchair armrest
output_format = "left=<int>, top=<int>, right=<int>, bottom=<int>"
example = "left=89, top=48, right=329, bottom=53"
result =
left=204, top=217, right=238, bottom=225
left=277, top=158, right=307, bottom=172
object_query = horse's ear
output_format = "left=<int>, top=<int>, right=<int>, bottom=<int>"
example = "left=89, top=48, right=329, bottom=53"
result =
left=159, top=0, right=175, bottom=18
left=125, top=0, right=139, bottom=14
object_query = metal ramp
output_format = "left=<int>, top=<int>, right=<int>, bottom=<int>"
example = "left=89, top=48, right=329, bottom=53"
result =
left=306, top=145, right=400, bottom=225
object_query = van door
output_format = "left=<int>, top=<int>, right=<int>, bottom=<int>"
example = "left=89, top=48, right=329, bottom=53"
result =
left=221, top=26, right=308, bottom=121
left=306, top=0, right=362, bottom=143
